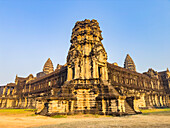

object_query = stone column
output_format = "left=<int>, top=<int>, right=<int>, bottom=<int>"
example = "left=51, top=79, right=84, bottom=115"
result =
left=67, top=65, right=72, bottom=81
left=2, top=87, right=7, bottom=97
left=104, top=66, right=108, bottom=80
left=0, top=98, right=2, bottom=105
left=93, top=60, right=97, bottom=78
left=101, top=65, right=107, bottom=81
left=82, top=58, right=85, bottom=79
left=1, top=99, right=6, bottom=108
left=162, top=96, right=165, bottom=106
left=165, top=96, right=169, bottom=106
left=155, top=94, right=158, bottom=106
left=15, top=99, right=18, bottom=107
left=133, top=97, right=140, bottom=113
left=149, top=95, right=153, bottom=107
left=12, top=89, right=15, bottom=95
left=7, top=99, right=12, bottom=108
left=71, top=101, right=74, bottom=112
left=7, top=87, right=11, bottom=95
left=65, top=101, right=68, bottom=113
left=86, top=57, right=91, bottom=79
left=160, top=96, right=163, bottom=106
left=102, top=98, right=106, bottom=114
left=75, top=59, right=80, bottom=79
left=118, top=96, right=125, bottom=113
left=85, top=57, right=88, bottom=79
left=102, top=67, right=105, bottom=80
left=29, top=85, right=31, bottom=92
left=24, top=97, right=27, bottom=107
left=152, top=95, right=155, bottom=106
left=19, top=98, right=22, bottom=107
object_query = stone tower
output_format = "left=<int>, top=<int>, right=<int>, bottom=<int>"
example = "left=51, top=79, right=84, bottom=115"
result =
left=67, top=19, right=108, bottom=81
left=43, top=58, right=54, bottom=74
left=124, top=54, right=136, bottom=71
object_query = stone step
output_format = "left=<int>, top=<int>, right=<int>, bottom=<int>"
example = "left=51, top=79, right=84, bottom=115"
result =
left=38, top=105, right=48, bottom=115
left=125, top=101, right=136, bottom=115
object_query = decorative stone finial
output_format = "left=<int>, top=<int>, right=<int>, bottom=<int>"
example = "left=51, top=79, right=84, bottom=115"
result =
left=113, top=62, right=118, bottom=66
left=56, top=64, right=62, bottom=70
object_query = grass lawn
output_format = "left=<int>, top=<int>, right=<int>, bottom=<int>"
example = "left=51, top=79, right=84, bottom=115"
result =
left=1, top=108, right=170, bottom=117
left=140, top=108, right=170, bottom=116
left=0, top=109, right=36, bottom=116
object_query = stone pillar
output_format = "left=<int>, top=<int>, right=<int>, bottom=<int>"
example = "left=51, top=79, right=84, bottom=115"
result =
left=155, top=94, right=158, bottom=106
left=7, top=87, right=11, bottom=95
left=101, top=66, right=108, bottom=81
left=65, top=101, right=68, bottom=113
left=71, top=101, right=74, bottom=112
left=67, top=66, right=72, bottom=81
left=0, top=98, right=2, bottom=106
left=152, top=95, right=155, bottom=106
left=118, top=97, right=125, bottom=113
left=75, top=60, right=79, bottom=79
left=104, top=66, right=108, bottom=80
left=15, top=99, right=19, bottom=107
left=24, top=97, right=27, bottom=107
left=82, top=58, right=85, bottom=79
left=157, top=95, right=160, bottom=107
left=1, top=99, right=7, bottom=108
left=19, top=98, right=22, bottom=107
left=29, top=85, right=31, bottom=92
left=27, top=98, right=31, bottom=108
left=2, top=87, right=7, bottom=97
left=149, top=95, right=153, bottom=107
left=85, top=57, right=87, bottom=79
left=165, top=96, right=169, bottom=106
left=12, top=89, right=15, bottom=95
left=138, top=93, right=146, bottom=108
left=86, top=57, right=91, bottom=79
left=162, top=96, right=165, bottom=106
left=7, top=99, right=12, bottom=108
left=133, top=97, right=140, bottom=113
left=102, top=67, right=105, bottom=80
left=160, top=96, right=163, bottom=106
left=102, top=98, right=106, bottom=114
left=93, top=60, right=97, bottom=78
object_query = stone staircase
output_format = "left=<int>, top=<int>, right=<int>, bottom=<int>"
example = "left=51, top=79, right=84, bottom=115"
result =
left=125, top=100, right=136, bottom=115
left=37, top=103, right=48, bottom=116
left=102, top=80, right=136, bottom=115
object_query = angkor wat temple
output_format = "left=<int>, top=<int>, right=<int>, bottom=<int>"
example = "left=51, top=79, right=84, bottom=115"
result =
left=0, top=19, right=170, bottom=116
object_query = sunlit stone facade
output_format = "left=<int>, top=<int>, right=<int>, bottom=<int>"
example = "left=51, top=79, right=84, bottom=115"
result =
left=0, top=19, right=169, bottom=116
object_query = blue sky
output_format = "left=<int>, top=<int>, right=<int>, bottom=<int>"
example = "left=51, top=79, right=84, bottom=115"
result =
left=0, top=0, right=170, bottom=85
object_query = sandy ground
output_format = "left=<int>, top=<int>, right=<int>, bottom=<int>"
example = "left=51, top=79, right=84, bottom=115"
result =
left=0, top=114, right=170, bottom=128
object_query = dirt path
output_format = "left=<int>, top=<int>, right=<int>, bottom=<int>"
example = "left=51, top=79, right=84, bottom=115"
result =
left=0, top=114, right=170, bottom=128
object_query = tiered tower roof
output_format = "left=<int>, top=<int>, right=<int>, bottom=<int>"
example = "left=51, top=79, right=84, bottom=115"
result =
left=124, top=54, right=136, bottom=71
left=43, top=58, right=54, bottom=74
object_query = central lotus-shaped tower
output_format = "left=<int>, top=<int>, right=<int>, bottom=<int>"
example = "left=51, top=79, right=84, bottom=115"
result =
left=67, top=19, right=108, bottom=82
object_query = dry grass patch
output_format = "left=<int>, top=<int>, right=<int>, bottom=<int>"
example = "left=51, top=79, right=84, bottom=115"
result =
left=140, top=108, right=170, bottom=116
left=0, top=109, right=36, bottom=116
